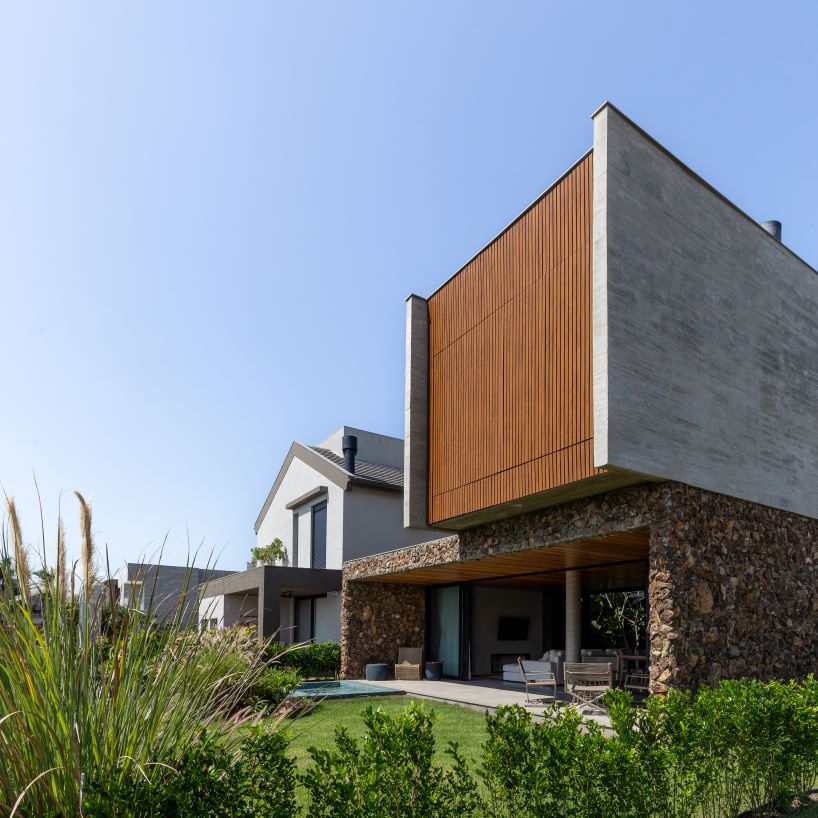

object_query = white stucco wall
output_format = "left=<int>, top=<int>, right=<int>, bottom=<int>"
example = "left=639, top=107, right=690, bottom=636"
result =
left=255, top=456, right=345, bottom=569
left=314, top=592, right=341, bottom=642
left=199, top=595, right=223, bottom=627
left=593, top=104, right=818, bottom=519
left=256, top=447, right=437, bottom=569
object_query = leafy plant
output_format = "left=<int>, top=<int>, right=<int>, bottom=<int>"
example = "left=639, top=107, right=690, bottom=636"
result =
left=83, top=725, right=296, bottom=818
left=588, top=591, right=646, bottom=651
left=300, top=701, right=483, bottom=817
left=266, top=640, right=340, bottom=679
left=250, top=538, right=287, bottom=567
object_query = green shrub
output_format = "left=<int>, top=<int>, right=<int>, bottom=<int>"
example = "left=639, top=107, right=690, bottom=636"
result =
left=300, top=701, right=483, bottom=817
left=84, top=725, right=296, bottom=818
left=480, top=680, right=818, bottom=818
left=266, top=640, right=340, bottom=679
left=250, top=666, right=302, bottom=707
left=481, top=704, right=649, bottom=818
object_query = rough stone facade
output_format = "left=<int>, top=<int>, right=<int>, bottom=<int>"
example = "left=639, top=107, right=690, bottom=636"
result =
left=341, top=482, right=818, bottom=692
left=344, top=535, right=460, bottom=580
left=649, top=482, right=818, bottom=692
left=341, top=580, right=425, bottom=679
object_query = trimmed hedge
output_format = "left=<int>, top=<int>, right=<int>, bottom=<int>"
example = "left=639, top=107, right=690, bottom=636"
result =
left=266, top=640, right=341, bottom=680
left=301, top=677, right=818, bottom=818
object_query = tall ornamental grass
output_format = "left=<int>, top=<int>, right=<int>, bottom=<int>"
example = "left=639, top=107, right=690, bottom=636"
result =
left=0, top=494, right=268, bottom=818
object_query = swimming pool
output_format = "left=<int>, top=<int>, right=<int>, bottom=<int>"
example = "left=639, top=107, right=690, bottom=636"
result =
left=291, top=680, right=403, bottom=700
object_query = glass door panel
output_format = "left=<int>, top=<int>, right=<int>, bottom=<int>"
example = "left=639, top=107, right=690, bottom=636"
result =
left=430, top=586, right=460, bottom=677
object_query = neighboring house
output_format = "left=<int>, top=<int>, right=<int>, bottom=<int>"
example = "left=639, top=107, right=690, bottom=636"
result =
left=341, top=103, right=818, bottom=693
left=112, top=563, right=234, bottom=626
left=200, top=426, right=439, bottom=642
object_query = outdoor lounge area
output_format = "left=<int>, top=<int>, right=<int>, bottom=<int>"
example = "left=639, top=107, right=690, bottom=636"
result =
left=342, top=522, right=652, bottom=690
left=364, top=676, right=617, bottom=729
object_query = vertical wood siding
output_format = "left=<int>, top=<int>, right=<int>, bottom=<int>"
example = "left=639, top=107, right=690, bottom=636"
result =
left=427, top=153, right=600, bottom=524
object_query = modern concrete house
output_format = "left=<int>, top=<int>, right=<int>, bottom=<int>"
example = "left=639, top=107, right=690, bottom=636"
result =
left=341, top=103, right=818, bottom=693
left=111, top=563, right=234, bottom=626
left=200, top=426, right=438, bottom=641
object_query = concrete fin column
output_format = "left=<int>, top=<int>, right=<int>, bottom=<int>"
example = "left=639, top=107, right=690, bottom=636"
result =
left=565, top=570, right=581, bottom=663
left=404, top=294, right=429, bottom=528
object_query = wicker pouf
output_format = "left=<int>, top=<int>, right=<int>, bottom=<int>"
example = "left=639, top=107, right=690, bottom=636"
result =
left=365, top=663, right=389, bottom=682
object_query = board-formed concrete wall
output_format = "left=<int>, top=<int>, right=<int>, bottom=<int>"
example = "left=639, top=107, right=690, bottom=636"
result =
left=593, top=103, right=818, bottom=520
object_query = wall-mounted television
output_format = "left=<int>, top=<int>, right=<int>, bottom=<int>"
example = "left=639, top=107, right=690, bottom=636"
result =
left=497, top=616, right=529, bottom=641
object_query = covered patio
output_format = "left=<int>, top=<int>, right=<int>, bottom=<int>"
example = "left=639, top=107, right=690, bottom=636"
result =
left=342, top=524, right=650, bottom=689
left=365, top=677, right=616, bottom=729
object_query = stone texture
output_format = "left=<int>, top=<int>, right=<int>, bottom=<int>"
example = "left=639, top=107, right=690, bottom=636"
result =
left=344, top=535, right=460, bottom=580
left=340, top=580, right=425, bottom=679
left=648, top=482, right=818, bottom=693
left=341, top=481, right=818, bottom=692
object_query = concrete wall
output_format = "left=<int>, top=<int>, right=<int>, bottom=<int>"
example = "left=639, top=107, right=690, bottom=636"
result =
left=594, top=104, right=818, bottom=520
left=342, top=485, right=440, bottom=562
left=470, top=587, right=544, bottom=676
left=117, top=564, right=233, bottom=626
left=404, top=295, right=429, bottom=528
left=319, top=426, right=404, bottom=469
left=279, top=596, right=295, bottom=643
left=255, top=455, right=345, bottom=568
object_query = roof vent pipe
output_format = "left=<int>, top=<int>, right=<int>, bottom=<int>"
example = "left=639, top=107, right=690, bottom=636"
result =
left=342, top=435, right=358, bottom=474
left=761, top=220, right=782, bottom=242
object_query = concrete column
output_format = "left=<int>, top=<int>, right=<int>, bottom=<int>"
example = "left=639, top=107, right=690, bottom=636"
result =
left=404, top=294, right=429, bottom=529
left=565, top=570, right=581, bottom=663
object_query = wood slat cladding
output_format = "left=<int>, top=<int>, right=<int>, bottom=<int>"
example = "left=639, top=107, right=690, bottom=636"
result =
left=427, top=153, right=600, bottom=525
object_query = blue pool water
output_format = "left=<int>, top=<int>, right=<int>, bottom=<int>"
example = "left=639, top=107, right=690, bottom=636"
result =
left=291, top=680, right=403, bottom=699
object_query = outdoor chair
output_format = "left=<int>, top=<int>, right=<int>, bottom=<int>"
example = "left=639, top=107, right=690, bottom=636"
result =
left=394, top=647, right=423, bottom=681
left=516, top=656, right=557, bottom=703
left=564, top=662, right=614, bottom=712
left=619, top=654, right=650, bottom=694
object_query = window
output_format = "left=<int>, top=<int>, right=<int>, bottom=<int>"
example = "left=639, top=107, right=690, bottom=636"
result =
left=311, top=500, right=327, bottom=569
left=291, top=512, right=299, bottom=567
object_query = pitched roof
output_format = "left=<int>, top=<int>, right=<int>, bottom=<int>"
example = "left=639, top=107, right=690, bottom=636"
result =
left=254, top=441, right=403, bottom=533
left=310, top=447, right=403, bottom=489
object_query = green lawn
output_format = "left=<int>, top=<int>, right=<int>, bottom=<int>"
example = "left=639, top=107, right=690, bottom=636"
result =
left=285, top=694, right=488, bottom=772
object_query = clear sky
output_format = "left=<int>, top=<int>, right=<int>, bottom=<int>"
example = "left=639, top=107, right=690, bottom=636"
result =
left=1, top=1, right=816, bottom=572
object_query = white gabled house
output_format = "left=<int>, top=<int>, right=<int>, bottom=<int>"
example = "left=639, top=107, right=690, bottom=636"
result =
left=199, top=426, right=438, bottom=642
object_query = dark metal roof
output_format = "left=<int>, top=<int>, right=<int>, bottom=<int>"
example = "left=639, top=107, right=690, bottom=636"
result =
left=310, top=446, right=404, bottom=489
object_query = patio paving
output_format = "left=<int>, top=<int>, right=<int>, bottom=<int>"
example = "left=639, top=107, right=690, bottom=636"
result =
left=369, top=677, right=613, bottom=729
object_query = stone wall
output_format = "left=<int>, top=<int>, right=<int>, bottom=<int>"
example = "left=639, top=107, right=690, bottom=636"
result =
left=648, top=482, right=818, bottom=692
left=341, top=579, right=425, bottom=679
left=341, top=481, right=818, bottom=691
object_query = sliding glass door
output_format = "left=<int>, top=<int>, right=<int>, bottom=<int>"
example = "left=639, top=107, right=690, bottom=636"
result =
left=430, top=586, right=461, bottom=677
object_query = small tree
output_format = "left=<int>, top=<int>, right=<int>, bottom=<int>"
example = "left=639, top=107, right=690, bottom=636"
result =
left=250, top=538, right=287, bottom=567
left=589, top=591, right=646, bottom=652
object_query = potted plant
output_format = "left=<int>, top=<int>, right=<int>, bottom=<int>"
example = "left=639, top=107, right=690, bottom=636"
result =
left=424, top=660, right=443, bottom=681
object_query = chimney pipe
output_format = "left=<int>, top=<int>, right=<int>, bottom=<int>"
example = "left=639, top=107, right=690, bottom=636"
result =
left=761, top=220, right=782, bottom=242
left=342, top=435, right=358, bottom=474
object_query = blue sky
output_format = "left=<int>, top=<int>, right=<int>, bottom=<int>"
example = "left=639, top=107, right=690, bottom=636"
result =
left=1, top=1, right=816, bottom=571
